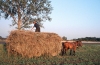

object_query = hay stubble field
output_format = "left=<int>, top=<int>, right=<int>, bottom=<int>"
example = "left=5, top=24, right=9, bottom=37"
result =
left=0, top=40, right=100, bottom=65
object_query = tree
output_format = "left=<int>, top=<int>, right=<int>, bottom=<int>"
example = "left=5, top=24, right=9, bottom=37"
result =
left=0, top=36, right=2, bottom=39
left=0, top=0, right=53, bottom=30
left=62, top=36, right=67, bottom=40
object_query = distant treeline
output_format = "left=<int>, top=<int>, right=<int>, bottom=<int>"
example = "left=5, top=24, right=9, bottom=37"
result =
left=73, top=37, right=100, bottom=41
left=0, top=36, right=6, bottom=40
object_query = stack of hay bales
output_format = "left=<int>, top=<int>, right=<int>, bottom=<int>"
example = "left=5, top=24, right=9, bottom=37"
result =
left=6, top=30, right=62, bottom=58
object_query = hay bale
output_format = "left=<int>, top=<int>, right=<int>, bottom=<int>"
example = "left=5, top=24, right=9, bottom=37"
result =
left=6, top=30, right=62, bottom=58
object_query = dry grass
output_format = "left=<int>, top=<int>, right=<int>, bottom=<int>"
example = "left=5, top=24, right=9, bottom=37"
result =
left=6, top=30, right=62, bottom=58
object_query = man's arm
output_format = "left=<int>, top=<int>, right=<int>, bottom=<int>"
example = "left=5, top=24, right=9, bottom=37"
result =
left=31, top=26, right=34, bottom=30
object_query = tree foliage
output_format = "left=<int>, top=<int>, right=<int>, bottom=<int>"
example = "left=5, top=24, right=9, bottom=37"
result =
left=0, top=0, right=53, bottom=30
left=62, top=36, right=67, bottom=40
left=73, top=37, right=100, bottom=41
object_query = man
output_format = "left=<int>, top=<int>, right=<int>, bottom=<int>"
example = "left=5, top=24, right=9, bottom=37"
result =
left=31, top=21, right=40, bottom=32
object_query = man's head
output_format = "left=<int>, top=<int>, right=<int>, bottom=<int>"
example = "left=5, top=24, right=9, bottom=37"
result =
left=33, top=21, right=36, bottom=24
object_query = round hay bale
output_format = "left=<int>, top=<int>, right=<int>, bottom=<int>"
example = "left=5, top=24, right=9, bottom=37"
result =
left=6, top=30, right=62, bottom=58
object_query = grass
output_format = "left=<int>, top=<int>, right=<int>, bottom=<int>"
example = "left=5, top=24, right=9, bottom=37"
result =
left=0, top=43, right=100, bottom=65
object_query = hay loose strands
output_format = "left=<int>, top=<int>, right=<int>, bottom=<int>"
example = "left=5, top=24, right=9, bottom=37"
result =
left=6, top=30, right=62, bottom=58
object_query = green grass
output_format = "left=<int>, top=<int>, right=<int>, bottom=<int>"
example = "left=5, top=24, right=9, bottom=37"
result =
left=0, top=44, right=100, bottom=65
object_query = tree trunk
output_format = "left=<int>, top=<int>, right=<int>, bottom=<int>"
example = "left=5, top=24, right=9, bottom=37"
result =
left=17, top=6, right=21, bottom=30
left=18, top=19, right=21, bottom=30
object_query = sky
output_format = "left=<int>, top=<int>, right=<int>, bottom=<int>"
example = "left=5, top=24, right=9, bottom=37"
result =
left=0, top=0, right=100, bottom=40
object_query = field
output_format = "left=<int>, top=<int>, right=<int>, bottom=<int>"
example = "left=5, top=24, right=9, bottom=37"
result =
left=0, top=42, right=100, bottom=65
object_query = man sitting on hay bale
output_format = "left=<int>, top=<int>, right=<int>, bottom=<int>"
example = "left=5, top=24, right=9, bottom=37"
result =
left=31, top=21, right=40, bottom=32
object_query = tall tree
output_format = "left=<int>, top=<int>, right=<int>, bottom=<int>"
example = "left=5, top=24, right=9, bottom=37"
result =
left=0, top=0, right=53, bottom=30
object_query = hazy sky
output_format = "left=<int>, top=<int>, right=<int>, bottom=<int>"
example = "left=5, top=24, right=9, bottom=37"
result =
left=0, top=0, right=100, bottom=40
